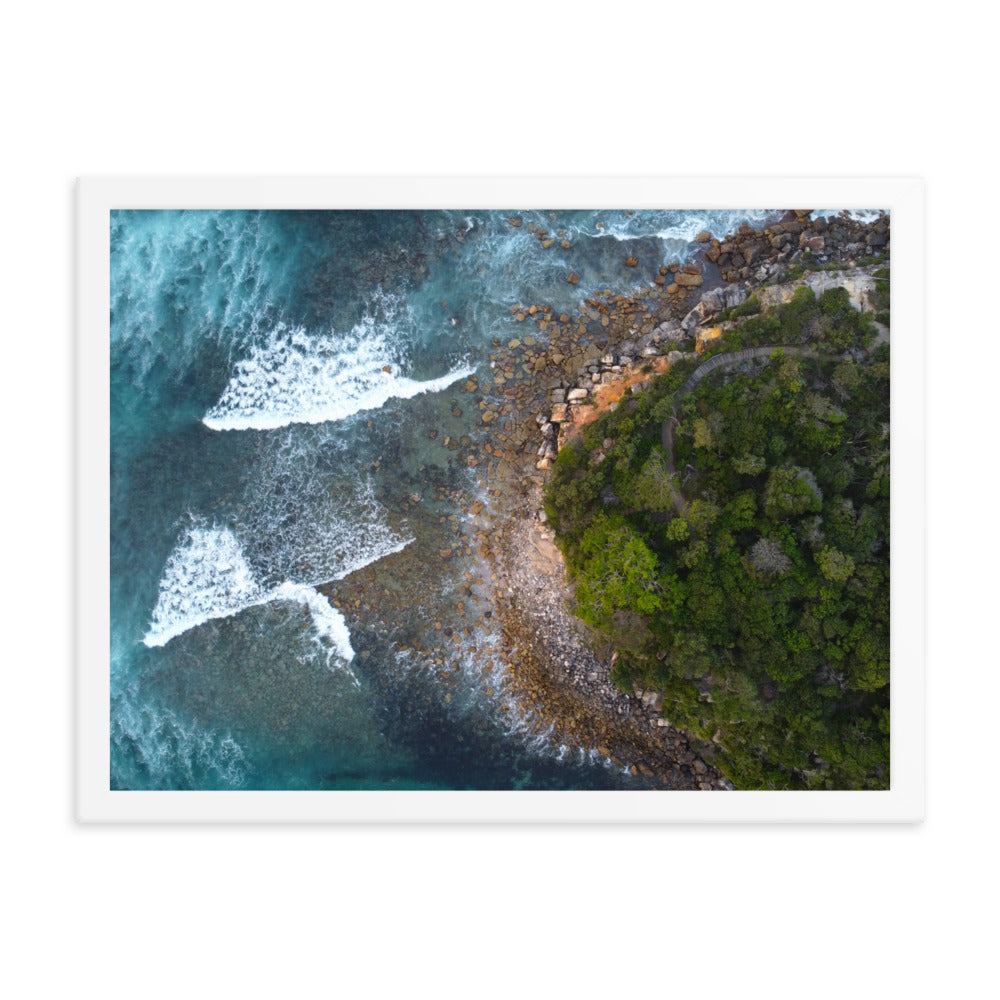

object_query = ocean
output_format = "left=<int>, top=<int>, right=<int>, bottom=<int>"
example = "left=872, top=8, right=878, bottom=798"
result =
left=110, top=207, right=778, bottom=790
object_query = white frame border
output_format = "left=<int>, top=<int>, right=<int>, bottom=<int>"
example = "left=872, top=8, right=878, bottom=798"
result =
left=78, top=176, right=924, bottom=823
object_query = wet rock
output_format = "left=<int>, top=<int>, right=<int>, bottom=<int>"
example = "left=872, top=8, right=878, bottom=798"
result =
left=566, top=273, right=581, bottom=284
left=625, top=256, right=638, bottom=267
left=674, top=271, right=704, bottom=288
left=509, top=217, right=522, bottom=227
left=695, top=230, right=712, bottom=243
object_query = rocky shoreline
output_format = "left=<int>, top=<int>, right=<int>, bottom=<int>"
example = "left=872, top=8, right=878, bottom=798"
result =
left=470, top=209, right=890, bottom=789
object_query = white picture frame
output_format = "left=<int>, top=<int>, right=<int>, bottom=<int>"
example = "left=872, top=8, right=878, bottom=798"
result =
left=79, top=176, right=924, bottom=823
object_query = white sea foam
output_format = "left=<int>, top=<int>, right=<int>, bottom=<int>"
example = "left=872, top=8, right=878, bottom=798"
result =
left=111, top=209, right=292, bottom=374
left=144, top=523, right=412, bottom=658
left=111, top=687, right=250, bottom=789
left=811, top=209, right=887, bottom=223
left=143, top=526, right=264, bottom=647
left=270, top=582, right=356, bottom=663
left=590, top=209, right=779, bottom=244
left=203, top=321, right=476, bottom=431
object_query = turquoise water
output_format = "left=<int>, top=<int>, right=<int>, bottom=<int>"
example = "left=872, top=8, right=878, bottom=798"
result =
left=110, top=207, right=777, bottom=790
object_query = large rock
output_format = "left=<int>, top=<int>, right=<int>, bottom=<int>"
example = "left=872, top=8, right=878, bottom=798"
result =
left=674, top=271, right=704, bottom=288
left=550, top=404, right=569, bottom=422
left=695, top=327, right=723, bottom=354
left=681, top=284, right=747, bottom=333
left=751, top=267, right=884, bottom=314
left=567, top=388, right=589, bottom=401
left=654, top=319, right=685, bottom=342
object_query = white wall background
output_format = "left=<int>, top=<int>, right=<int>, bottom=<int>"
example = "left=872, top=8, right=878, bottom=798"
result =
left=1, top=2, right=991, bottom=996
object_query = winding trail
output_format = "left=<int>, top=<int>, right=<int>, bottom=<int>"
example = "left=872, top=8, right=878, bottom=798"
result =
left=660, top=345, right=820, bottom=515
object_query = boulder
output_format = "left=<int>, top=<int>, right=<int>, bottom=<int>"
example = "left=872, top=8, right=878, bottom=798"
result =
left=674, top=271, right=704, bottom=288
left=567, top=388, right=589, bottom=401
left=695, top=327, right=722, bottom=353
left=681, top=305, right=705, bottom=334
left=695, top=230, right=712, bottom=243
left=655, top=319, right=685, bottom=342
left=550, top=404, right=569, bottom=422
left=566, top=272, right=581, bottom=284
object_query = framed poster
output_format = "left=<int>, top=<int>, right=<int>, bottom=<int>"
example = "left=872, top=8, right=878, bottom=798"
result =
left=78, top=176, right=924, bottom=822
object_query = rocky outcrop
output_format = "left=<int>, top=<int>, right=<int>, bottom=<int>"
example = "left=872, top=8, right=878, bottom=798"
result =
left=682, top=284, right=749, bottom=333
left=752, top=266, right=887, bottom=314
left=707, top=209, right=889, bottom=285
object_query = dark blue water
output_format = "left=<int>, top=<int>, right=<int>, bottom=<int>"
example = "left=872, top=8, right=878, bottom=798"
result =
left=110, top=207, right=777, bottom=790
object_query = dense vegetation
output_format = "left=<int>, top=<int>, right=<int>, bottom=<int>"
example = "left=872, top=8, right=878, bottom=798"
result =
left=544, top=283, right=890, bottom=789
